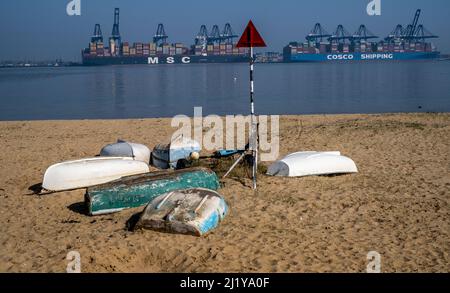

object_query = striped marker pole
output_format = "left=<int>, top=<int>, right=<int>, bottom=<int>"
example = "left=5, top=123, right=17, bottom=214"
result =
left=235, top=20, right=266, bottom=190
left=250, top=46, right=258, bottom=190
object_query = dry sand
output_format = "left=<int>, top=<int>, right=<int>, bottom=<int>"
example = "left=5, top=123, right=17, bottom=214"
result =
left=0, top=113, right=449, bottom=272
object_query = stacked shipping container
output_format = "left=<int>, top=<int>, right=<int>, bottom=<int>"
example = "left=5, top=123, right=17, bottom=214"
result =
left=86, top=40, right=248, bottom=58
left=284, top=39, right=436, bottom=57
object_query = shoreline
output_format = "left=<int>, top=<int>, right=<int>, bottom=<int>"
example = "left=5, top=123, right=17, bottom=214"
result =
left=0, top=111, right=448, bottom=123
left=0, top=113, right=448, bottom=272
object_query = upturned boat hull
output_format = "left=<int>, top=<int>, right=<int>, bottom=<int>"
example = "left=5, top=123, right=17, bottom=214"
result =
left=267, top=151, right=358, bottom=177
left=135, top=188, right=228, bottom=236
left=152, top=137, right=200, bottom=169
left=85, top=167, right=220, bottom=215
left=100, top=140, right=151, bottom=164
left=42, top=157, right=150, bottom=192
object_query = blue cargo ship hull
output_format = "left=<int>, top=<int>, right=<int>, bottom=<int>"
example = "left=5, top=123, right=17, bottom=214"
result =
left=82, top=54, right=249, bottom=66
left=285, top=52, right=440, bottom=63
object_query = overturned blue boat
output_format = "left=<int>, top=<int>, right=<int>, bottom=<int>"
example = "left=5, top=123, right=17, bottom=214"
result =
left=134, top=188, right=228, bottom=236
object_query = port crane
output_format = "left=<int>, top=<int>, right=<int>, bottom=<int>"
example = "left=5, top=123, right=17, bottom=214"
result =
left=195, top=25, right=209, bottom=46
left=208, top=25, right=222, bottom=44
left=109, top=8, right=121, bottom=56
left=328, top=25, right=352, bottom=43
left=351, top=25, right=378, bottom=43
left=402, top=9, right=421, bottom=39
left=221, top=23, right=238, bottom=44
left=154, top=24, right=168, bottom=46
left=197, top=23, right=238, bottom=45
left=385, top=25, right=404, bottom=43
left=91, top=24, right=103, bottom=43
left=385, top=9, right=438, bottom=44
left=195, top=25, right=209, bottom=55
left=403, top=9, right=438, bottom=42
left=305, top=23, right=331, bottom=43
left=195, top=23, right=238, bottom=52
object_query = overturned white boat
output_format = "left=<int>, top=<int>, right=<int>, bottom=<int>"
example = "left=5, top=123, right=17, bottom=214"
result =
left=152, top=136, right=201, bottom=169
left=100, top=140, right=151, bottom=164
left=42, top=157, right=150, bottom=192
left=135, top=188, right=228, bottom=236
left=267, top=151, right=358, bottom=177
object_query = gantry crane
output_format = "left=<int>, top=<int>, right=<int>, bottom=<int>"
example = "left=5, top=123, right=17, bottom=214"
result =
left=91, top=24, right=103, bottom=43
left=154, top=24, right=168, bottom=46
left=109, top=8, right=121, bottom=55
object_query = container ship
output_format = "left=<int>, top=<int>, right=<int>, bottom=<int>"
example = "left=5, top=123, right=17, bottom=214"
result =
left=82, top=9, right=249, bottom=66
left=284, top=9, right=440, bottom=63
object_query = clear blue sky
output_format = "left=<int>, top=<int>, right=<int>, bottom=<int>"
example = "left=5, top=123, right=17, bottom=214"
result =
left=0, top=0, right=449, bottom=61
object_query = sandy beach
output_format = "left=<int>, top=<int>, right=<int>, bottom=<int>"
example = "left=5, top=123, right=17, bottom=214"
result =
left=0, top=113, right=448, bottom=273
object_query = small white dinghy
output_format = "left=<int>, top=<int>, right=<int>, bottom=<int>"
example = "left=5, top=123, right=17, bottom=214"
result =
left=135, top=188, right=228, bottom=236
left=100, top=140, right=151, bottom=164
left=42, top=157, right=150, bottom=192
left=267, top=151, right=358, bottom=177
left=152, top=136, right=201, bottom=169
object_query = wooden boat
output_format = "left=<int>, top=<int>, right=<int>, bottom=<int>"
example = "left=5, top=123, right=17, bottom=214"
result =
left=42, top=157, right=150, bottom=192
left=267, top=151, right=358, bottom=177
left=85, top=167, right=220, bottom=216
left=134, top=188, right=228, bottom=236
left=100, top=140, right=151, bottom=164
left=151, top=136, right=200, bottom=169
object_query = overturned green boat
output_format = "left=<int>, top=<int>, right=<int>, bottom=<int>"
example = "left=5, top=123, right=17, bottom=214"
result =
left=85, top=167, right=220, bottom=216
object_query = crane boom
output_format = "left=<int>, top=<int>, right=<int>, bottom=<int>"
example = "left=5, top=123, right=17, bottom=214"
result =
left=410, top=9, right=421, bottom=37
left=404, top=9, right=421, bottom=38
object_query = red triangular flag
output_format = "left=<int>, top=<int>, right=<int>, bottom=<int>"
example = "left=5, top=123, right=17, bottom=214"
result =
left=236, top=20, right=267, bottom=48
